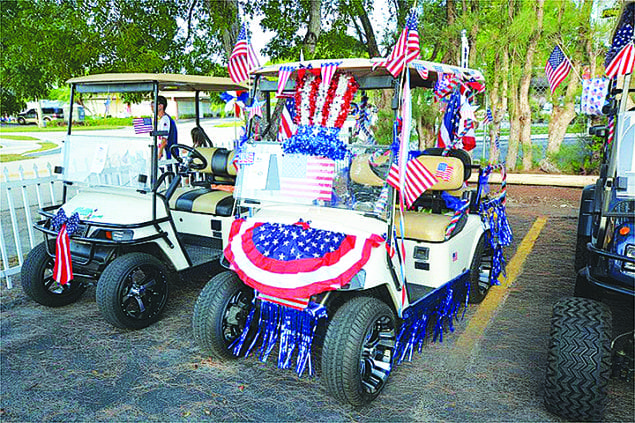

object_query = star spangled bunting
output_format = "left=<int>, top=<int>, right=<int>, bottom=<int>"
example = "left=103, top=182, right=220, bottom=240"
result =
left=277, top=65, right=296, bottom=97
left=133, top=117, right=152, bottom=134
left=544, top=45, right=571, bottom=94
left=605, top=42, right=635, bottom=79
left=387, top=159, right=438, bottom=208
left=320, top=61, right=341, bottom=89
left=385, top=9, right=420, bottom=77
left=228, top=23, right=260, bottom=84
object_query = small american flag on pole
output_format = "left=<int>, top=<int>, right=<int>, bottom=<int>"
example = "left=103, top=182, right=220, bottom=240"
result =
left=385, top=9, right=420, bottom=77
left=387, top=158, right=437, bottom=208
left=228, top=23, right=260, bottom=84
left=277, top=65, right=296, bottom=97
left=483, top=107, right=493, bottom=126
left=278, top=97, right=297, bottom=141
left=544, top=45, right=571, bottom=94
left=133, top=117, right=153, bottom=134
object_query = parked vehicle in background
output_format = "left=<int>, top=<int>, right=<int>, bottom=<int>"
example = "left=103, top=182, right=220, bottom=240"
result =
left=544, top=4, right=635, bottom=420
left=17, top=107, right=64, bottom=125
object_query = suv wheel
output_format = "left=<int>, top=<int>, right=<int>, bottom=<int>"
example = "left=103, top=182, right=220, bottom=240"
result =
left=544, top=297, right=612, bottom=421
left=17, top=117, right=26, bottom=125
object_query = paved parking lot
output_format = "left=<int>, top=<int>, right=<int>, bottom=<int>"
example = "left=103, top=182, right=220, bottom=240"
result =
left=0, top=185, right=633, bottom=422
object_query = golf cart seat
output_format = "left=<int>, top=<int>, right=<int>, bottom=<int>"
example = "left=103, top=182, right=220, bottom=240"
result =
left=168, top=147, right=236, bottom=216
left=395, top=155, right=467, bottom=242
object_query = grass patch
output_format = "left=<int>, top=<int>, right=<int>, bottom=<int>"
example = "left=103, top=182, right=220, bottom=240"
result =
left=213, top=120, right=243, bottom=128
left=0, top=125, right=124, bottom=133
left=0, top=135, right=40, bottom=141
left=0, top=141, right=58, bottom=162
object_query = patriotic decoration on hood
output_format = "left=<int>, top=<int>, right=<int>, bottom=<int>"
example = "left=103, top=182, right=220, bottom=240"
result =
left=224, top=219, right=384, bottom=300
left=51, top=209, right=81, bottom=285
left=278, top=97, right=297, bottom=141
left=544, top=45, right=572, bottom=94
left=228, top=23, right=260, bottom=84
left=282, top=71, right=358, bottom=160
left=437, top=88, right=476, bottom=151
left=132, top=117, right=152, bottom=134
left=385, top=9, right=420, bottom=77
left=605, top=42, right=634, bottom=79
left=279, top=155, right=335, bottom=202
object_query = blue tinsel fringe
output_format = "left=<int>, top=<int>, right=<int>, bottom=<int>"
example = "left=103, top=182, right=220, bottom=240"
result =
left=230, top=300, right=327, bottom=377
left=394, top=272, right=470, bottom=365
left=283, top=125, right=348, bottom=160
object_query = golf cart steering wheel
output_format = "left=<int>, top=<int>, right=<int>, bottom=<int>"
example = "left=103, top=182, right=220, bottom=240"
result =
left=169, top=144, right=207, bottom=173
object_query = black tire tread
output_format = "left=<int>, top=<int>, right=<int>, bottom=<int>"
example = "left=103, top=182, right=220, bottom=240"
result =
left=192, top=271, right=248, bottom=360
left=21, top=241, right=86, bottom=307
left=544, top=297, right=612, bottom=421
left=321, top=296, right=394, bottom=406
left=96, top=252, right=170, bottom=329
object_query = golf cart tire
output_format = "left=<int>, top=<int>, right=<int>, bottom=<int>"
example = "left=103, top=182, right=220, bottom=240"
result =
left=322, top=296, right=396, bottom=406
left=21, top=241, right=87, bottom=307
left=544, top=297, right=612, bottom=421
left=96, top=252, right=171, bottom=330
left=468, top=234, right=492, bottom=304
left=193, top=271, right=254, bottom=359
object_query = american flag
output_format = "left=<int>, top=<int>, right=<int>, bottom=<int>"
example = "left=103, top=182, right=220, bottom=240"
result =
left=278, top=97, right=297, bottom=141
left=605, top=42, right=634, bottom=79
left=321, top=61, right=341, bottom=89
left=435, top=162, right=454, bottom=182
left=133, top=117, right=153, bottom=134
left=280, top=155, right=335, bottom=202
left=434, top=74, right=459, bottom=102
left=605, top=6, right=633, bottom=68
left=413, top=63, right=428, bottom=80
left=277, top=65, right=296, bottom=97
left=228, top=24, right=260, bottom=84
left=387, top=158, right=438, bottom=208
left=437, top=88, right=476, bottom=151
left=51, top=210, right=80, bottom=285
left=483, top=107, right=493, bottom=126
left=544, top=45, right=571, bottom=94
left=386, top=9, right=420, bottom=77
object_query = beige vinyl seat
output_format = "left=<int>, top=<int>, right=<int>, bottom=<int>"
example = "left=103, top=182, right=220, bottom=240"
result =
left=168, top=147, right=237, bottom=216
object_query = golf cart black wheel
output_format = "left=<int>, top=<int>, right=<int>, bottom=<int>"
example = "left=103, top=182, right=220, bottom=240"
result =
left=322, top=296, right=396, bottom=406
left=192, top=271, right=254, bottom=359
left=468, top=234, right=493, bottom=304
left=574, top=234, right=591, bottom=272
left=544, top=297, right=612, bottom=421
left=20, top=241, right=87, bottom=307
left=96, top=253, right=171, bottom=330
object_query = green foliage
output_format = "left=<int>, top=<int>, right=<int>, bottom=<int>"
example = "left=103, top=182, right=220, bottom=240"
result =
left=548, top=135, right=603, bottom=174
left=0, top=88, right=25, bottom=116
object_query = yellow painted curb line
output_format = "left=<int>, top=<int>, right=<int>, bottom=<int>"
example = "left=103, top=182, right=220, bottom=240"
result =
left=454, top=216, right=548, bottom=353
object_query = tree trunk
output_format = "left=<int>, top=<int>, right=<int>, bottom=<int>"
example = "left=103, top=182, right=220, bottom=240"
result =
left=217, top=0, right=239, bottom=58
left=489, top=45, right=509, bottom=164
left=518, top=0, right=544, bottom=170
left=507, top=77, right=521, bottom=170
left=354, top=1, right=380, bottom=58
left=546, top=63, right=580, bottom=155
left=302, top=0, right=322, bottom=58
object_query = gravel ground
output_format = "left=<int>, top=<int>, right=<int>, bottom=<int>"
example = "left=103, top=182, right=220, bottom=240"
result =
left=1, top=185, right=633, bottom=422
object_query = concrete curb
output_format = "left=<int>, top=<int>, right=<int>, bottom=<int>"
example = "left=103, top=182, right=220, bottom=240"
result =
left=468, top=173, right=597, bottom=188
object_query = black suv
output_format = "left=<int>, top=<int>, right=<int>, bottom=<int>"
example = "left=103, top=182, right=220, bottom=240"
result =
left=17, top=107, right=64, bottom=125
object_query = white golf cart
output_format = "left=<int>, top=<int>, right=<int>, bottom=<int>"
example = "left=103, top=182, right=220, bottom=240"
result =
left=192, top=59, right=511, bottom=405
left=21, top=74, right=247, bottom=329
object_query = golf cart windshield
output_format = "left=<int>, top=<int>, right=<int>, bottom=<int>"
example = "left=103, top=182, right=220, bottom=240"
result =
left=61, top=134, right=153, bottom=190
left=235, top=142, right=391, bottom=215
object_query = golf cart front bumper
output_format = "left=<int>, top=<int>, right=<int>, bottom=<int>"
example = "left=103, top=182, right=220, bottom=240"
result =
left=34, top=206, right=171, bottom=278
left=580, top=242, right=635, bottom=298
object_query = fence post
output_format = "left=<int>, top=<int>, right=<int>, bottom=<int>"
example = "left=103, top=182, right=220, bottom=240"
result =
left=6, top=167, right=24, bottom=266
left=19, top=166, right=36, bottom=249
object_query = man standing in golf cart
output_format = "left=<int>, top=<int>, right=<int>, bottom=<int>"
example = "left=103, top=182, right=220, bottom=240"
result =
left=154, top=95, right=179, bottom=160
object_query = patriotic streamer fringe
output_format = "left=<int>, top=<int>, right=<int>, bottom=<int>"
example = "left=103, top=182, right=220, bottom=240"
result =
left=478, top=164, right=513, bottom=284
left=51, top=209, right=81, bottom=285
left=231, top=300, right=327, bottom=377
left=395, top=272, right=470, bottom=364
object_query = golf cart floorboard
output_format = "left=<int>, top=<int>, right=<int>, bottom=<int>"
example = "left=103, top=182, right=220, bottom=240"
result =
left=179, top=234, right=223, bottom=267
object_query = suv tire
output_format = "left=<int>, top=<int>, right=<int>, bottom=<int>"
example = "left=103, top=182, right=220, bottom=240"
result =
left=544, top=297, right=612, bottom=421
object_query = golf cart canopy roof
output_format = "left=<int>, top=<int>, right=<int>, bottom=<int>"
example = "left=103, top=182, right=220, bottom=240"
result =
left=252, top=58, right=484, bottom=91
left=67, top=73, right=248, bottom=94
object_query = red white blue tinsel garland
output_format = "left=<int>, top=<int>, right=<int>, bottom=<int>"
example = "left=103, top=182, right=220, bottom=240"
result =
left=479, top=196, right=512, bottom=284
left=394, top=271, right=470, bottom=364
left=230, top=299, right=327, bottom=377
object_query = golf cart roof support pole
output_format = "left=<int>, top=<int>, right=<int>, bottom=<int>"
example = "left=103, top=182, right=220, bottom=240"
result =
left=195, top=91, right=201, bottom=126
left=62, top=84, right=77, bottom=204
left=151, top=82, right=160, bottom=222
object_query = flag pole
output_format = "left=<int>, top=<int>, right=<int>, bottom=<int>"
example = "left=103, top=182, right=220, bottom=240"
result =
left=556, top=42, right=583, bottom=83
